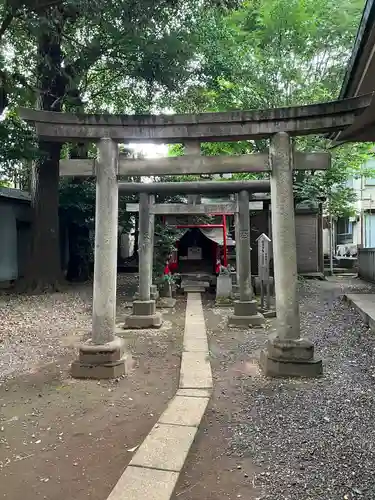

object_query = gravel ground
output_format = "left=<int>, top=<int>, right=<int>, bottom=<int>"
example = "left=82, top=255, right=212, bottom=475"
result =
left=0, top=274, right=138, bottom=381
left=228, top=279, right=375, bottom=500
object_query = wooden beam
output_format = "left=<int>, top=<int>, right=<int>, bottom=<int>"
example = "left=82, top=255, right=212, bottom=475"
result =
left=59, top=152, right=331, bottom=177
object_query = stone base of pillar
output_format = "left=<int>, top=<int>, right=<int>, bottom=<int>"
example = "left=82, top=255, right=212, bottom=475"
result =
left=259, top=337, right=323, bottom=377
left=71, top=337, right=132, bottom=379
left=228, top=300, right=265, bottom=328
left=124, top=300, right=162, bottom=329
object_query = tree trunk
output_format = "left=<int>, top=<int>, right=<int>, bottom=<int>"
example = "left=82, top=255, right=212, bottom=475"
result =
left=21, top=17, right=64, bottom=292
left=65, top=89, right=92, bottom=283
left=66, top=221, right=90, bottom=282
left=133, top=213, right=139, bottom=260
left=25, top=143, right=62, bottom=290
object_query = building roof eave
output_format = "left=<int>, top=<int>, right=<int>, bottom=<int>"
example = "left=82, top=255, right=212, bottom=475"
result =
left=340, top=0, right=375, bottom=100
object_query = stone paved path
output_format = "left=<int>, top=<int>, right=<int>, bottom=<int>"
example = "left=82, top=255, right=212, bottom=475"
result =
left=107, top=293, right=212, bottom=500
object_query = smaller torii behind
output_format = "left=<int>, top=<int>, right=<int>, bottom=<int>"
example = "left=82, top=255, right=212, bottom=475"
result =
left=123, top=184, right=267, bottom=330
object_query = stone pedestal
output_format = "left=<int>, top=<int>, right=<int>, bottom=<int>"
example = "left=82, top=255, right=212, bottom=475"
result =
left=157, top=280, right=176, bottom=308
left=157, top=297, right=177, bottom=308
left=124, top=300, right=162, bottom=329
left=216, top=273, right=232, bottom=298
left=71, top=337, right=132, bottom=379
left=260, top=337, right=322, bottom=377
left=259, top=308, right=277, bottom=319
left=254, top=276, right=274, bottom=295
left=150, top=284, right=159, bottom=300
left=260, top=132, right=322, bottom=377
left=228, top=300, right=265, bottom=328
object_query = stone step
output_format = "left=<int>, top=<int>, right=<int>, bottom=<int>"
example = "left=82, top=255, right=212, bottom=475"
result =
left=181, top=280, right=210, bottom=289
left=180, top=273, right=212, bottom=282
left=182, top=286, right=206, bottom=293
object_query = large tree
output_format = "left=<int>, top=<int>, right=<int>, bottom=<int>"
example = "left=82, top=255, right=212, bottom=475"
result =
left=163, top=0, right=372, bottom=217
left=0, top=0, right=237, bottom=291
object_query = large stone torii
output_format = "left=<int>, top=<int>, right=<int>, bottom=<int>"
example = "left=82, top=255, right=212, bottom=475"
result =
left=19, top=95, right=370, bottom=379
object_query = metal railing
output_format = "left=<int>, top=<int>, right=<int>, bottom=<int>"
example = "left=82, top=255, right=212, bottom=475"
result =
left=358, top=248, right=375, bottom=282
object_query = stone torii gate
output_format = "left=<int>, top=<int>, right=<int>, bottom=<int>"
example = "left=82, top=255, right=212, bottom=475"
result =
left=19, top=96, right=369, bottom=379
left=122, top=181, right=271, bottom=329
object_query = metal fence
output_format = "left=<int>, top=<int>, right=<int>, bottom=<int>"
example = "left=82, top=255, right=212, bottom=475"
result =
left=358, top=248, right=375, bottom=282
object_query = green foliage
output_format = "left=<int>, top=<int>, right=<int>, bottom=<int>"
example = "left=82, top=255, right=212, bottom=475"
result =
left=165, top=0, right=370, bottom=217
left=0, top=109, right=39, bottom=186
left=153, top=218, right=184, bottom=276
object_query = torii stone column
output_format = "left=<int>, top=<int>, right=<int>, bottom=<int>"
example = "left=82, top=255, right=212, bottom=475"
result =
left=233, top=210, right=240, bottom=295
left=228, top=190, right=264, bottom=327
left=124, top=193, right=162, bottom=329
left=71, top=138, right=128, bottom=379
left=260, top=132, right=322, bottom=377
left=149, top=194, right=159, bottom=301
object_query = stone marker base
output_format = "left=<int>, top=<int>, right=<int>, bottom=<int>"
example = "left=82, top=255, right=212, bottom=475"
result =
left=259, top=337, right=323, bottom=377
left=259, top=308, right=277, bottom=319
left=150, top=284, right=159, bottom=301
left=228, top=300, right=265, bottom=328
left=71, top=337, right=132, bottom=379
left=156, top=297, right=176, bottom=309
left=254, top=276, right=274, bottom=295
left=215, top=298, right=234, bottom=308
left=124, top=300, right=162, bottom=329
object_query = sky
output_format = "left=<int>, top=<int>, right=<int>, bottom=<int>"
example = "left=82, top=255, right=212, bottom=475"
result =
left=129, top=143, right=168, bottom=158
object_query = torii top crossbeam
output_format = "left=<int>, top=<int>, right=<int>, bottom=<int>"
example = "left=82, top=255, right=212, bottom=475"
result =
left=18, top=94, right=372, bottom=143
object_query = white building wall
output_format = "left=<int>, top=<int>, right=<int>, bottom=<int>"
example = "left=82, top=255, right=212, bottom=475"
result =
left=348, top=162, right=375, bottom=247
left=323, top=228, right=330, bottom=256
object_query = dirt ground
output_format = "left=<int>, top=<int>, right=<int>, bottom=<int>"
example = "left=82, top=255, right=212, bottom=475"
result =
left=0, top=275, right=185, bottom=500
left=173, top=278, right=375, bottom=500
left=3, top=276, right=375, bottom=500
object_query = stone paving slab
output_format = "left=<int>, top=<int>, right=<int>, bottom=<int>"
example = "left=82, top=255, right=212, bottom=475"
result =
left=183, top=286, right=206, bottom=293
left=344, top=294, right=375, bottom=331
left=180, top=351, right=213, bottom=389
left=159, top=396, right=209, bottom=427
left=186, top=292, right=203, bottom=300
left=183, top=336, right=209, bottom=352
left=130, top=423, right=197, bottom=472
left=176, top=388, right=211, bottom=398
left=184, top=326, right=206, bottom=339
left=107, top=466, right=179, bottom=500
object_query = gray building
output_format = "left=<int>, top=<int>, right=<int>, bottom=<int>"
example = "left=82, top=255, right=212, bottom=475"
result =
left=0, top=187, right=31, bottom=285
